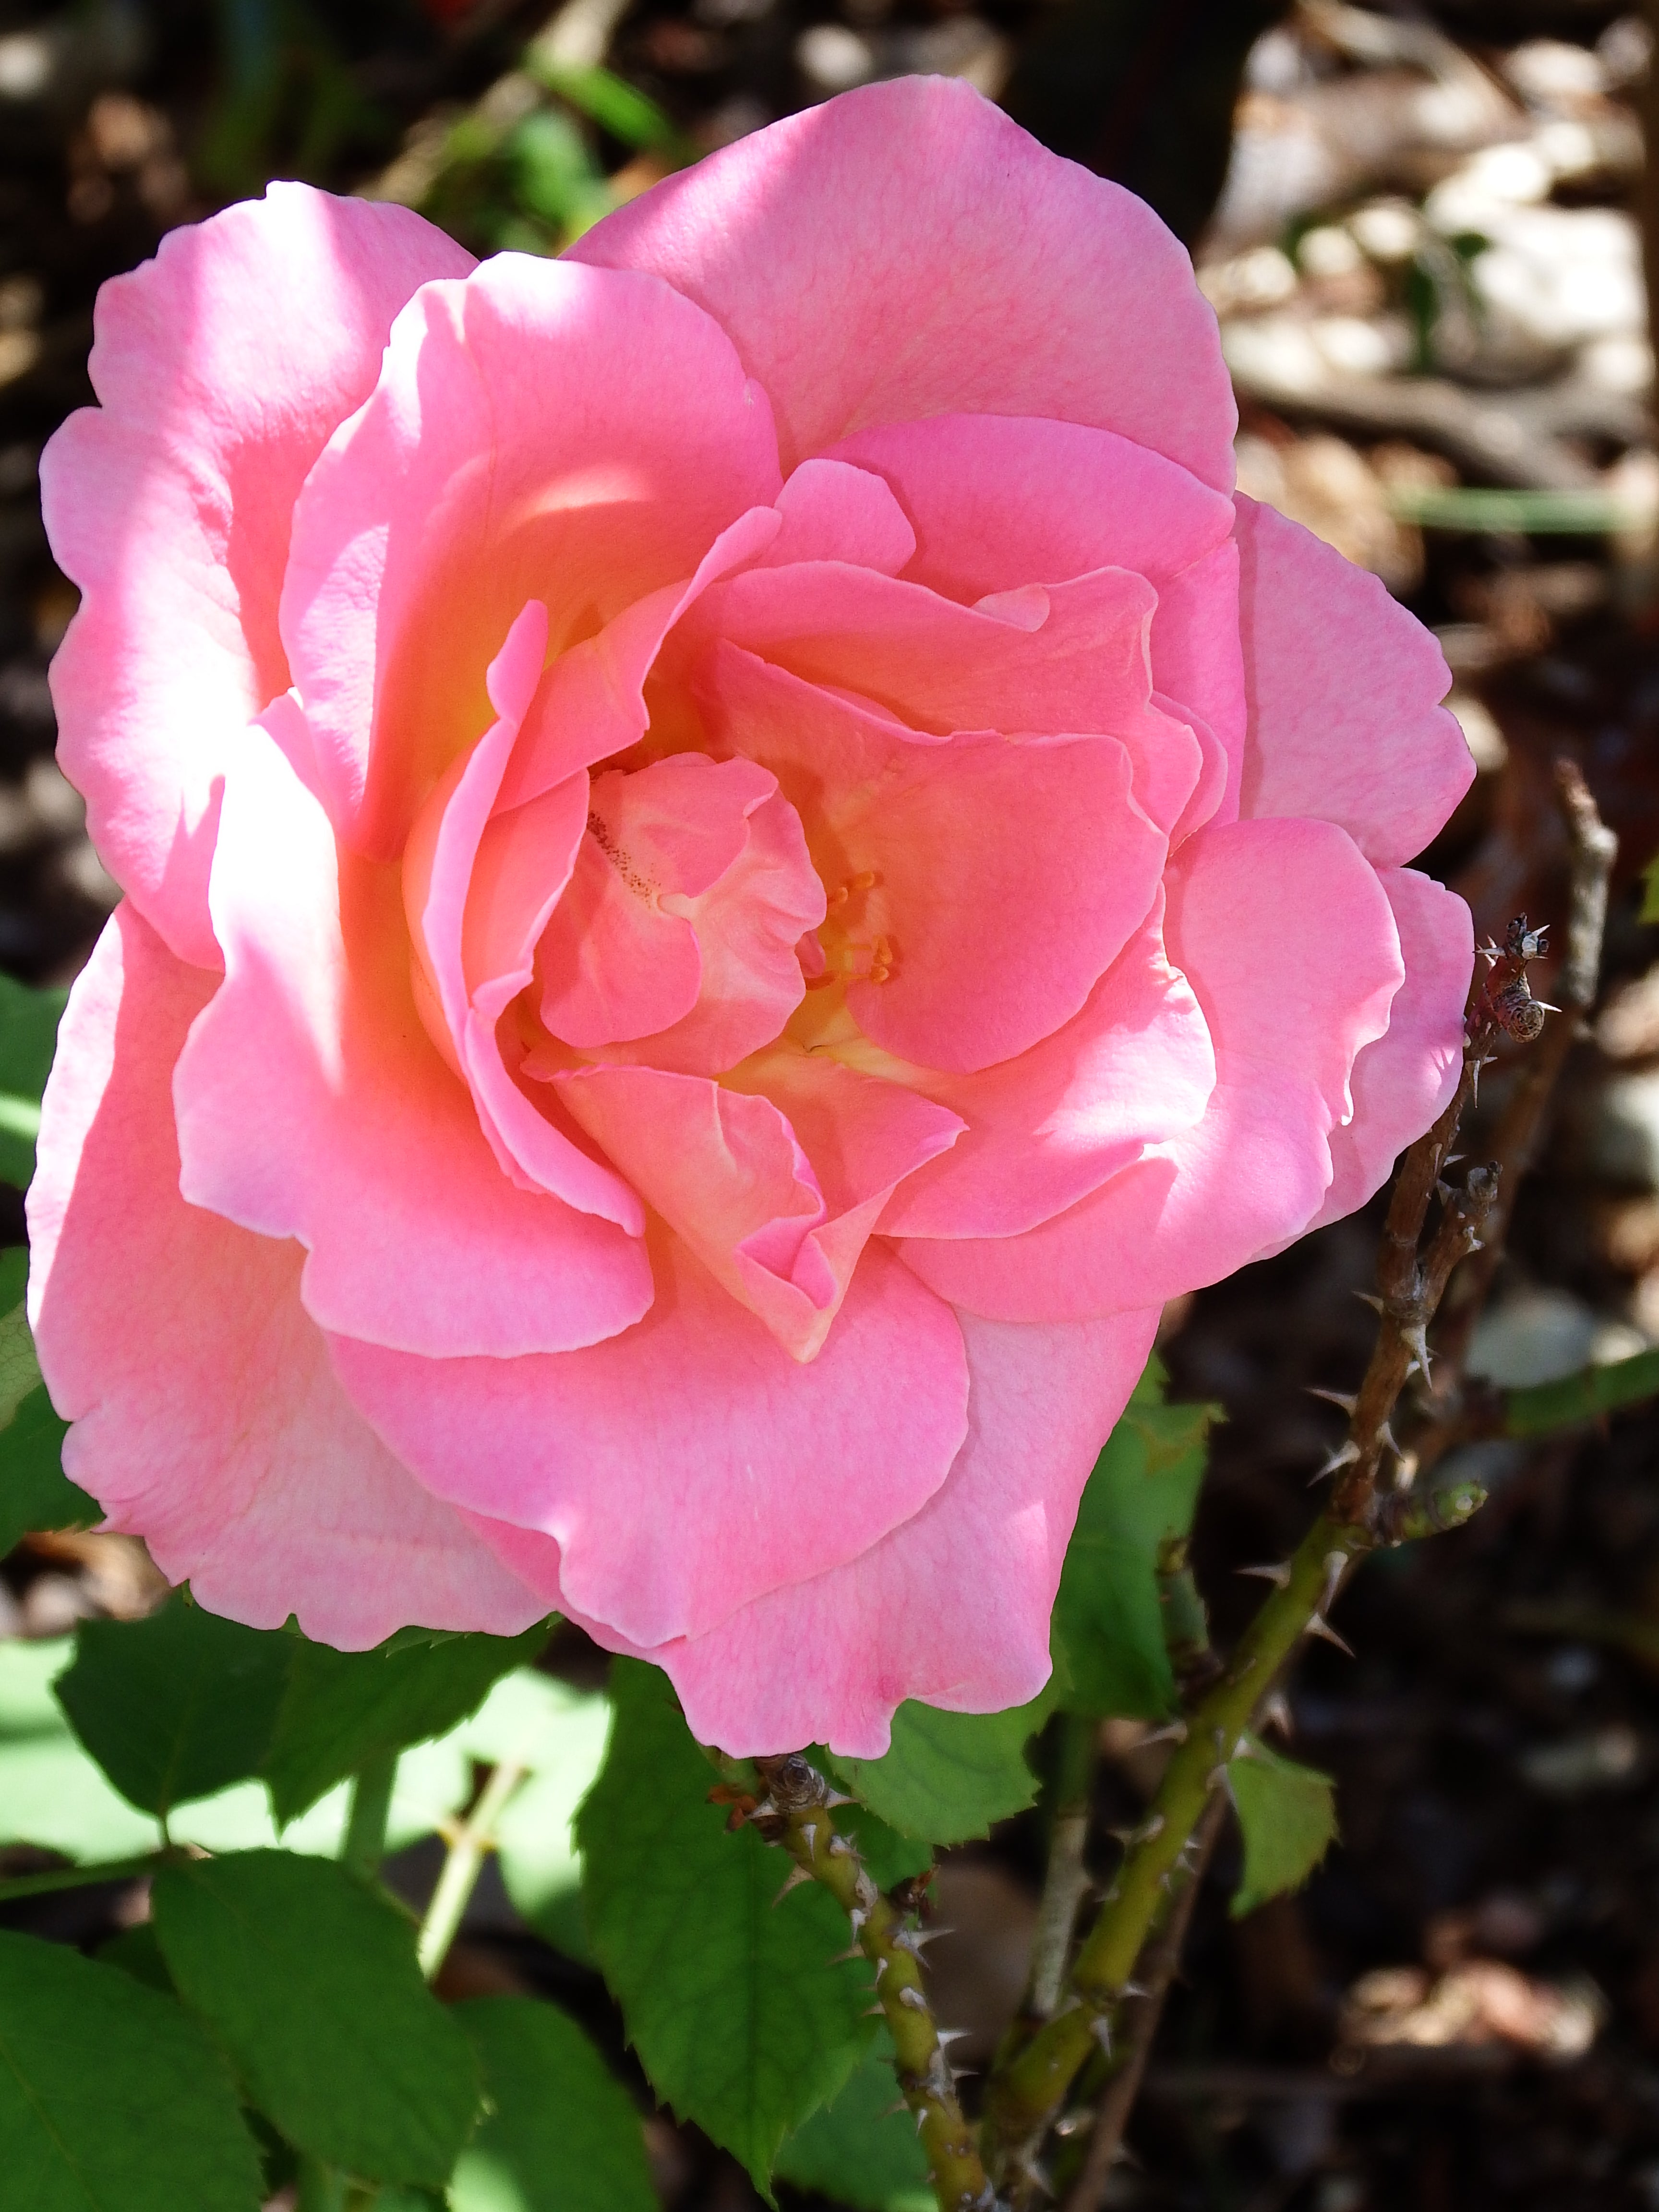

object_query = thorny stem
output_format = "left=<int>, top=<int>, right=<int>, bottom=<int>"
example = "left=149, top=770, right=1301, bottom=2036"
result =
left=1059, top=1793, right=1229, bottom=2212
left=1024, top=1715, right=1097, bottom=2023
left=980, top=944, right=1524, bottom=2178
left=416, top=1759, right=527, bottom=1982
left=749, top=1754, right=997, bottom=2212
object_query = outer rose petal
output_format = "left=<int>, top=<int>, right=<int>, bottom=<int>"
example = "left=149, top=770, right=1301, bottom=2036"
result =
left=27, top=904, right=545, bottom=1647
left=1236, top=496, right=1475, bottom=867
left=282, top=254, right=783, bottom=858
left=571, top=77, right=1235, bottom=488
left=900, top=818, right=1405, bottom=1320
left=329, top=1234, right=970, bottom=1650
left=1307, top=867, right=1474, bottom=1231
left=562, top=1302, right=1163, bottom=1757
left=40, top=185, right=472, bottom=969
left=174, top=715, right=652, bottom=1355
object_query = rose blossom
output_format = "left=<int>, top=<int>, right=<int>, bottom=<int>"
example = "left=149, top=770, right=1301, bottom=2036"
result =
left=27, top=78, right=1473, bottom=1755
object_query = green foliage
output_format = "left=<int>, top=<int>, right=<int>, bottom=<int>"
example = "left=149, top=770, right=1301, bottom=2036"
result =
left=1051, top=1392, right=1217, bottom=1720
left=467, top=1669, right=611, bottom=1960
left=152, top=1850, right=479, bottom=2186
left=1505, top=1347, right=1659, bottom=1437
left=451, top=1996, right=657, bottom=2212
left=829, top=1691, right=1053, bottom=1843
left=0, top=969, right=65, bottom=1187
left=263, top=1618, right=551, bottom=1824
left=578, top=1659, right=872, bottom=2191
left=0, top=1247, right=93, bottom=1553
left=0, top=1928, right=264, bottom=2211
left=775, top=2030, right=934, bottom=2212
left=0, top=1637, right=158, bottom=1861
left=1228, top=1738, right=1339, bottom=1918
left=56, top=1596, right=292, bottom=1819
left=1642, top=846, right=1659, bottom=925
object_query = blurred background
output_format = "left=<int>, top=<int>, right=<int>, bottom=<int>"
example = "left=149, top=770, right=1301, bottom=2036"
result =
left=8, top=2, right=1659, bottom=2206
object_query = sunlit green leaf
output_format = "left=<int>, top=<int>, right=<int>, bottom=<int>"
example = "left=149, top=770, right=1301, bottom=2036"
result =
left=829, top=1692, right=1053, bottom=1844
left=1228, top=1737, right=1338, bottom=1917
left=577, top=1659, right=871, bottom=2191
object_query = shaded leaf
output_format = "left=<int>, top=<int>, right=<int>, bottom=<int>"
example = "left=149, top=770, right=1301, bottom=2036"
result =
left=775, top=2030, right=933, bottom=2212
left=0, top=971, right=66, bottom=1187
left=829, top=1693, right=1052, bottom=1844
left=262, top=1619, right=551, bottom=1824
left=152, top=1850, right=478, bottom=2185
left=451, top=1996, right=657, bottom=2212
left=1505, top=1348, right=1659, bottom=1438
left=1051, top=1394, right=1217, bottom=1720
left=577, top=1659, right=871, bottom=2192
left=56, top=1595, right=293, bottom=1818
left=1228, top=1738, right=1338, bottom=1918
left=0, top=1928, right=263, bottom=2212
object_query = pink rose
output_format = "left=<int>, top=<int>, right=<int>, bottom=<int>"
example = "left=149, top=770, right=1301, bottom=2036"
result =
left=28, top=80, right=1473, bottom=1755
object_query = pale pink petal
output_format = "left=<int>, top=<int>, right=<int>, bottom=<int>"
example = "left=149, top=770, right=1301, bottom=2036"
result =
left=578, top=1302, right=1162, bottom=1756
left=899, top=818, right=1405, bottom=1320
left=39, top=185, right=471, bottom=967
left=280, top=254, right=783, bottom=857
left=875, top=893, right=1215, bottom=1238
left=1308, top=867, right=1473, bottom=1230
left=550, top=1058, right=960, bottom=1357
left=27, top=904, right=545, bottom=1646
left=762, top=458, right=916, bottom=572
left=571, top=77, right=1234, bottom=487
left=1236, top=496, right=1474, bottom=866
left=174, top=717, right=652, bottom=1354
left=827, top=412, right=1242, bottom=802
left=696, top=646, right=1166, bottom=1073
left=496, top=504, right=782, bottom=813
left=329, top=1234, right=970, bottom=1649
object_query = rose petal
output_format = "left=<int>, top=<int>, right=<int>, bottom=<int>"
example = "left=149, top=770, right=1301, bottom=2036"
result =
left=39, top=184, right=472, bottom=967
left=175, top=714, right=652, bottom=1353
left=27, top=904, right=545, bottom=1646
left=329, top=1233, right=970, bottom=1649
left=1236, top=495, right=1474, bottom=866
left=281, top=253, right=783, bottom=857
left=763, top=457, right=917, bottom=572
left=899, top=817, right=1406, bottom=1318
left=572, top=77, right=1235, bottom=487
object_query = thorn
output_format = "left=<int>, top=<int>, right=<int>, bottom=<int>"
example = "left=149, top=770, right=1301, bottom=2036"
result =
left=1141, top=1718, right=1188, bottom=1745
left=863, top=2003, right=887, bottom=2017
left=1354, top=1290, right=1385, bottom=1313
left=899, top=1985, right=928, bottom=2010
left=892, top=1925, right=951, bottom=1956
left=881, top=2098, right=907, bottom=2118
left=773, top=1863, right=814, bottom=1905
left=823, top=1790, right=857, bottom=1808
left=914, top=2105, right=929, bottom=2135
left=1158, top=1871, right=1174, bottom=1891
left=1260, top=1691, right=1294, bottom=1739
left=1305, top=1614, right=1355, bottom=1658
left=827, top=1833, right=854, bottom=1858
left=1107, top=1814, right=1165, bottom=1846
left=874, top=1954, right=890, bottom=1981
left=800, top=1819, right=820, bottom=1855
left=1014, top=2149, right=1054, bottom=2198
left=1205, top=1765, right=1229, bottom=1790
left=1122, top=1982, right=1150, bottom=1999
left=1401, top=1321, right=1432, bottom=1381
left=1092, top=2016, right=1114, bottom=2057
left=1443, top=1153, right=1464, bottom=1167
left=1305, top=1385, right=1357, bottom=1414
left=936, top=2028, right=971, bottom=2049
left=829, top=1945, right=863, bottom=1964
left=1237, top=1562, right=1292, bottom=1588
left=849, top=1907, right=868, bottom=1937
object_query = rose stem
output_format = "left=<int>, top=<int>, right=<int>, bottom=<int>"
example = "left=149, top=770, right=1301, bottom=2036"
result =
left=340, top=1748, right=398, bottom=1880
left=415, top=1759, right=528, bottom=1982
left=980, top=939, right=1548, bottom=2176
left=747, top=1753, right=997, bottom=2212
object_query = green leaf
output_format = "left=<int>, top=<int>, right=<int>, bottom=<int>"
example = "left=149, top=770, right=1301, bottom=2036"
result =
left=0, top=1382, right=93, bottom=1554
left=56, top=1595, right=294, bottom=1819
left=0, top=971, right=66, bottom=1187
left=829, top=1692, right=1052, bottom=1844
left=1228, top=1738, right=1338, bottom=1918
left=97, top=1923, right=175, bottom=1995
left=775, top=2031, right=934, bottom=2212
left=0, top=1928, right=263, bottom=2211
left=1505, top=1347, right=1659, bottom=1438
left=151, top=1850, right=479, bottom=2185
left=1640, top=847, right=1659, bottom=926
left=451, top=1996, right=657, bottom=2212
left=1051, top=1396, right=1217, bottom=1720
left=577, top=1659, right=872, bottom=2192
left=262, top=1619, right=551, bottom=1824
left=467, top=1671, right=611, bottom=1960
